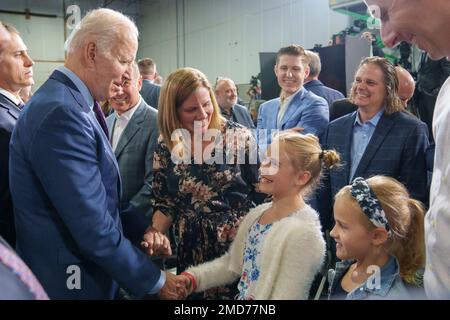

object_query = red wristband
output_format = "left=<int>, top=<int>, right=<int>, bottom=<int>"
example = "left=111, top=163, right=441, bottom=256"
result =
left=180, top=272, right=197, bottom=292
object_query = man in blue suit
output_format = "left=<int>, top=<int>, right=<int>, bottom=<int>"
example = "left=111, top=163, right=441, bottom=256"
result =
left=304, top=50, right=345, bottom=108
left=138, top=58, right=161, bottom=109
left=316, top=57, right=429, bottom=232
left=215, top=77, right=255, bottom=129
left=257, top=44, right=329, bottom=150
left=9, top=8, right=178, bottom=300
left=107, top=62, right=159, bottom=246
left=0, top=22, right=34, bottom=247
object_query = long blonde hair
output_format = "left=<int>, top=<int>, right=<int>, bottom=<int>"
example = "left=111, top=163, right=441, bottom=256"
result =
left=335, top=176, right=425, bottom=285
left=158, top=67, right=223, bottom=151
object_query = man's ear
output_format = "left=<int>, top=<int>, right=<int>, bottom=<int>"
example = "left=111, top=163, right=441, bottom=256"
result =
left=304, top=65, right=310, bottom=79
left=85, top=42, right=97, bottom=68
left=371, top=227, right=389, bottom=246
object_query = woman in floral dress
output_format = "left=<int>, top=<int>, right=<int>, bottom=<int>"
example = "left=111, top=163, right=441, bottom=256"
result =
left=143, top=67, right=263, bottom=299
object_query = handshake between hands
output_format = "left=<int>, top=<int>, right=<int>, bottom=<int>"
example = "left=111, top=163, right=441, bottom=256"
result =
left=140, top=226, right=196, bottom=300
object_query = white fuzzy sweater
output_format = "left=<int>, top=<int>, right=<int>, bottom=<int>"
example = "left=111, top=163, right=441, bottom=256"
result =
left=185, top=202, right=326, bottom=300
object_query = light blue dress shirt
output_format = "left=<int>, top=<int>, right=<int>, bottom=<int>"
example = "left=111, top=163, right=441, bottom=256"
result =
left=350, top=109, right=384, bottom=181
left=56, top=66, right=166, bottom=295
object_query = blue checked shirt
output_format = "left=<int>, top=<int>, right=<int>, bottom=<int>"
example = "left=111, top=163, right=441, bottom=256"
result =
left=350, top=109, right=384, bottom=181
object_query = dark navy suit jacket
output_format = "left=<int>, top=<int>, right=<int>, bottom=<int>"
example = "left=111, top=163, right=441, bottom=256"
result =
left=0, top=93, right=20, bottom=247
left=329, top=98, right=358, bottom=121
left=316, top=110, right=429, bottom=231
left=140, top=80, right=161, bottom=109
left=9, top=70, right=161, bottom=299
left=304, top=79, right=345, bottom=107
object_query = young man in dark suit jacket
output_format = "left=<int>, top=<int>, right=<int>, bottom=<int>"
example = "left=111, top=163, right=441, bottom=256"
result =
left=0, top=22, right=34, bottom=247
left=138, top=58, right=161, bottom=109
left=303, top=50, right=345, bottom=108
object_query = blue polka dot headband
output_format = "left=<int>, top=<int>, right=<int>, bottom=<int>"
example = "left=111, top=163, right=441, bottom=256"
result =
left=350, top=177, right=392, bottom=236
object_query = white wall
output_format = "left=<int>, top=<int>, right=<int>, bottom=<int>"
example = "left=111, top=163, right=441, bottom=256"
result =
left=0, top=0, right=141, bottom=89
left=1, top=0, right=350, bottom=88
left=0, top=7, right=65, bottom=89
left=137, top=0, right=350, bottom=85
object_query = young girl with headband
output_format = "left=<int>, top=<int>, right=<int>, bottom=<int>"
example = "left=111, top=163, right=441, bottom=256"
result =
left=328, top=176, right=425, bottom=299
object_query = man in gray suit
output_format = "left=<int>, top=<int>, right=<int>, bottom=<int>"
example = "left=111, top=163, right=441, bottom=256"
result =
left=215, top=77, right=255, bottom=129
left=137, top=58, right=161, bottom=109
left=107, top=62, right=159, bottom=246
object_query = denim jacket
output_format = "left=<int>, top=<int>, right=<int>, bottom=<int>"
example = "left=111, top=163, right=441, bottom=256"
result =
left=327, top=256, right=412, bottom=300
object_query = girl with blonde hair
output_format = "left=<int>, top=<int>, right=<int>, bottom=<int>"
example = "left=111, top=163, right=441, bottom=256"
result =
left=329, top=176, right=425, bottom=299
left=176, top=132, right=340, bottom=299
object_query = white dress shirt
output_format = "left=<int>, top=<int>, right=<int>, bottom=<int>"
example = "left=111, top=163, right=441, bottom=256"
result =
left=424, top=76, right=450, bottom=299
left=277, top=89, right=299, bottom=128
left=111, top=98, right=141, bottom=151
left=0, top=88, right=23, bottom=109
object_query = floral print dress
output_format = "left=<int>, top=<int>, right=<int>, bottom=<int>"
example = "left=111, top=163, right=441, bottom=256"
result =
left=152, top=120, right=263, bottom=299
left=237, top=221, right=273, bottom=300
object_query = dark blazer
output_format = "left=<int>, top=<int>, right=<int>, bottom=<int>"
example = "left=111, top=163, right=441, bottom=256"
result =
left=304, top=80, right=345, bottom=108
left=0, top=93, right=20, bottom=247
left=316, top=110, right=429, bottom=231
left=257, top=87, right=329, bottom=148
left=221, top=104, right=255, bottom=129
left=107, top=99, right=159, bottom=245
left=140, top=80, right=161, bottom=109
left=329, top=98, right=358, bottom=121
left=9, top=70, right=161, bottom=299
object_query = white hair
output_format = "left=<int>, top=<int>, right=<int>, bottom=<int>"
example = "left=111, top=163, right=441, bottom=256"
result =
left=215, top=76, right=235, bottom=90
left=65, top=8, right=138, bottom=56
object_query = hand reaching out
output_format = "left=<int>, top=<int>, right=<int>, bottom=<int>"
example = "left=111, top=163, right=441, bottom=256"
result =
left=141, top=226, right=172, bottom=256
left=158, top=271, right=187, bottom=300
left=175, top=274, right=194, bottom=297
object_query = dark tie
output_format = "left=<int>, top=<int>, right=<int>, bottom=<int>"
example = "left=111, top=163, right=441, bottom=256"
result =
left=0, top=241, right=49, bottom=300
left=93, top=101, right=109, bottom=137
left=17, top=102, right=25, bottom=110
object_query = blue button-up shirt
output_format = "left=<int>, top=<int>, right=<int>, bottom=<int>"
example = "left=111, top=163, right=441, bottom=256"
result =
left=57, top=66, right=166, bottom=295
left=57, top=66, right=95, bottom=110
left=350, top=109, right=384, bottom=181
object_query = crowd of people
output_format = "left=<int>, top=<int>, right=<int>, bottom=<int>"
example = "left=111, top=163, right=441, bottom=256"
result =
left=0, top=0, right=449, bottom=300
